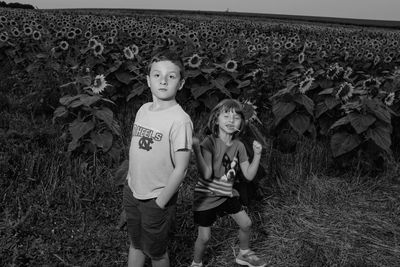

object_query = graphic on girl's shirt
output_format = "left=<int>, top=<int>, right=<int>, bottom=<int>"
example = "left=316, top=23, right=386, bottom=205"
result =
left=219, top=153, right=239, bottom=182
left=132, top=124, right=163, bottom=151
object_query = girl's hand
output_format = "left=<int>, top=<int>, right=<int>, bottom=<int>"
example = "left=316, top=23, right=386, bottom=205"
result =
left=253, top=140, right=262, bottom=155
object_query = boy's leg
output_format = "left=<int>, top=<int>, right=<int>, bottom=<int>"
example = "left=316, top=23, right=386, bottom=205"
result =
left=230, top=210, right=252, bottom=250
left=128, top=245, right=146, bottom=267
left=141, top=196, right=177, bottom=264
left=124, top=184, right=146, bottom=267
left=193, top=226, right=211, bottom=263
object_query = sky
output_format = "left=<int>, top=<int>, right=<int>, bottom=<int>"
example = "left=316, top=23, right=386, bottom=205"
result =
left=16, top=0, right=400, bottom=21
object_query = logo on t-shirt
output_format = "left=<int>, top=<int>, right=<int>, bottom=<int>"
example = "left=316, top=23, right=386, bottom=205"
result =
left=220, top=153, right=239, bottom=182
left=132, top=124, right=163, bottom=151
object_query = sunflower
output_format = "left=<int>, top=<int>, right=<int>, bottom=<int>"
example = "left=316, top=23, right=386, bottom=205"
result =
left=341, top=100, right=362, bottom=114
left=304, top=67, right=314, bottom=77
left=384, top=56, right=392, bottom=63
left=123, top=46, right=134, bottom=60
left=88, top=37, right=98, bottom=49
left=75, top=28, right=82, bottom=36
left=107, top=37, right=114, bottom=44
left=59, top=40, right=69, bottom=51
left=326, top=63, right=343, bottom=80
left=67, top=31, right=76, bottom=40
left=298, top=77, right=314, bottom=94
left=343, top=67, right=353, bottom=80
left=343, top=50, right=350, bottom=61
left=0, top=33, right=8, bottom=42
left=84, top=31, right=92, bottom=39
left=93, top=42, right=104, bottom=56
left=284, top=41, right=294, bottom=49
left=363, top=78, right=381, bottom=91
left=336, top=82, right=354, bottom=102
left=24, top=27, right=33, bottom=36
left=241, top=99, right=261, bottom=123
left=384, top=92, right=395, bottom=106
left=12, top=28, right=20, bottom=37
left=55, top=31, right=64, bottom=38
left=32, top=30, right=41, bottom=41
left=298, top=52, right=305, bottom=64
left=225, top=59, right=238, bottom=72
left=273, top=53, right=282, bottom=63
left=90, top=74, right=109, bottom=94
left=373, top=55, right=381, bottom=65
left=188, top=54, right=202, bottom=68
left=247, top=44, right=256, bottom=53
left=272, top=41, right=281, bottom=50
left=130, top=44, right=139, bottom=55
left=110, top=28, right=118, bottom=37
left=365, top=51, right=374, bottom=60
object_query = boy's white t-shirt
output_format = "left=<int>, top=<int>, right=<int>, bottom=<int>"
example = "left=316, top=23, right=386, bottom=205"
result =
left=127, top=102, right=193, bottom=200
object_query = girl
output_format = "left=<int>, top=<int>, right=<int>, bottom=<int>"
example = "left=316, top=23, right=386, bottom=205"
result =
left=190, top=99, right=266, bottom=267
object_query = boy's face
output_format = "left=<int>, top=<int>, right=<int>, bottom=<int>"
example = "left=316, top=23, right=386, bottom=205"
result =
left=146, top=60, right=185, bottom=102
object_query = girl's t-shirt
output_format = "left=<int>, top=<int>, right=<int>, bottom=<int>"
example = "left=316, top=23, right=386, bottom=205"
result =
left=193, top=135, right=248, bottom=211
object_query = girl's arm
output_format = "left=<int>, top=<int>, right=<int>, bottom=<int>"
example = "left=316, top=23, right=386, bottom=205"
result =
left=240, top=140, right=262, bottom=181
left=192, top=137, right=212, bottom=180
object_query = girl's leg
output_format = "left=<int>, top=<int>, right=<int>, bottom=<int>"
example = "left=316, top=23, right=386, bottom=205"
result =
left=230, top=210, right=252, bottom=250
left=128, top=245, right=146, bottom=267
left=193, top=226, right=211, bottom=263
left=152, top=252, right=169, bottom=267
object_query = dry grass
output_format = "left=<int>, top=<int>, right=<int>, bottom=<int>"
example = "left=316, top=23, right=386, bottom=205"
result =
left=1, top=95, right=400, bottom=266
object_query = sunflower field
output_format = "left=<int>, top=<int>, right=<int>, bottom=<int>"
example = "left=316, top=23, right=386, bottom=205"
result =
left=1, top=7, right=400, bottom=267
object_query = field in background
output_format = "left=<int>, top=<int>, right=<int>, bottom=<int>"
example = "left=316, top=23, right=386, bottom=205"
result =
left=50, top=8, right=400, bottom=29
left=1, top=7, right=400, bottom=266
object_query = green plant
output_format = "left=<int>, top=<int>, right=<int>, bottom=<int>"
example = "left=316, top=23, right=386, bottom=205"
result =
left=53, top=73, right=121, bottom=159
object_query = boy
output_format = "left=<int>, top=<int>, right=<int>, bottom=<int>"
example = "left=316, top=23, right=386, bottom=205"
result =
left=123, top=50, right=193, bottom=267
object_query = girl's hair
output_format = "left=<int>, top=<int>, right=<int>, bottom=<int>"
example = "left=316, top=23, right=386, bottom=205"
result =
left=146, top=49, right=185, bottom=79
left=206, top=99, right=245, bottom=138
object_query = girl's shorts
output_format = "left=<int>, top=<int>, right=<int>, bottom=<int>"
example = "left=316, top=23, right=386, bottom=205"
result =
left=123, top=184, right=177, bottom=260
left=193, top=196, right=242, bottom=227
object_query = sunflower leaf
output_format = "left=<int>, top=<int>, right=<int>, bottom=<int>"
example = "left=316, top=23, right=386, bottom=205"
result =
left=93, top=107, right=114, bottom=129
left=288, top=113, right=310, bottom=135
left=91, top=131, right=113, bottom=152
left=348, top=113, right=376, bottom=134
left=330, top=132, right=362, bottom=157
left=366, top=125, right=392, bottom=153
left=69, top=120, right=95, bottom=141
left=272, top=101, right=296, bottom=126
left=115, top=71, right=135, bottom=85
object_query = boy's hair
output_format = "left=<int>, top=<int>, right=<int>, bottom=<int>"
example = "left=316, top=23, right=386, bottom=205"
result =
left=206, top=99, right=245, bottom=137
left=147, top=50, right=185, bottom=79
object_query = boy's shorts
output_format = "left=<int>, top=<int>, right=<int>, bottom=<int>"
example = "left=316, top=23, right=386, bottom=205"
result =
left=193, top=196, right=242, bottom=227
left=123, top=183, right=177, bottom=260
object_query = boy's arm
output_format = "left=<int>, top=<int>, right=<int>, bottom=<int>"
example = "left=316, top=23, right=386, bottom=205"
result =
left=192, top=137, right=212, bottom=180
left=155, top=149, right=191, bottom=209
left=239, top=140, right=262, bottom=181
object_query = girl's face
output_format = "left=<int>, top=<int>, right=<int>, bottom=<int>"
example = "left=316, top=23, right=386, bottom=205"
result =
left=217, top=109, right=242, bottom=135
